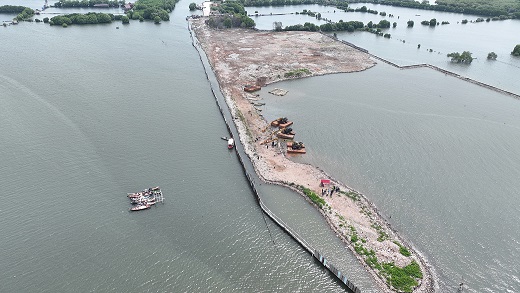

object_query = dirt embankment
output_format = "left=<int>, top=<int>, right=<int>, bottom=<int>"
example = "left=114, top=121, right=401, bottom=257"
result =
left=191, top=18, right=435, bottom=293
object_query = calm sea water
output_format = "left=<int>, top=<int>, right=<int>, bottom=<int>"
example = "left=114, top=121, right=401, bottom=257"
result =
left=4, top=1, right=519, bottom=292
left=0, top=1, right=380, bottom=292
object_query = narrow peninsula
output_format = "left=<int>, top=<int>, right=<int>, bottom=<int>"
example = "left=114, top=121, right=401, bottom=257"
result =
left=190, top=18, right=434, bottom=293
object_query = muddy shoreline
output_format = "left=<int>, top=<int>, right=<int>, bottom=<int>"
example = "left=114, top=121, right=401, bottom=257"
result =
left=190, top=18, right=435, bottom=293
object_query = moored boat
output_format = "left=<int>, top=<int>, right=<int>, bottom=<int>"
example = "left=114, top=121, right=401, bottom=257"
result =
left=276, top=127, right=295, bottom=140
left=228, top=138, right=234, bottom=149
left=130, top=204, right=151, bottom=211
left=244, top=85, right=261, bottom=92
left=287, top=141, right=306, bottom=154
left=128, top=186, right=164, bottom=211
left=276, top=132, right=295, bottom=139
left=270, top=117, right=293, bottom=128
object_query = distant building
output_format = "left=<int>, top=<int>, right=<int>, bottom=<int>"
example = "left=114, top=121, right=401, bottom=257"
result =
left=123, top=2, right=134, bottom=11
left=93, top=3, right=109, bottom=8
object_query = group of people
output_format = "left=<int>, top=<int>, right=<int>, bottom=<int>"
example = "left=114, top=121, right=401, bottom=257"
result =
left=321, top=185, right=340, bottom=197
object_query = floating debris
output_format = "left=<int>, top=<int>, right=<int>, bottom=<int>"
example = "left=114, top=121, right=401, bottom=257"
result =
left=269, top=88, right=288, bottom=96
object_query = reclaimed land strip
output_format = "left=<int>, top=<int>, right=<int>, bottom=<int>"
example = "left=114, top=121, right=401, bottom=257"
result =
left=188, top=21, right=361, bottom=293
left=333, top=35, right=520, bottom=99
left=190, top=18, right=435, bottom=293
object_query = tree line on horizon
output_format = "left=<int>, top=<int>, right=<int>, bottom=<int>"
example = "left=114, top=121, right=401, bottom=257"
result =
left=237, top=0, right=520, bottom=18
left=53, top=0, right=123, bottom=8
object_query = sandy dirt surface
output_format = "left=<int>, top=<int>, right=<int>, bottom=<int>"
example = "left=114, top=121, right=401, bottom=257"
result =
left=191, top=18, right=435, bottom=293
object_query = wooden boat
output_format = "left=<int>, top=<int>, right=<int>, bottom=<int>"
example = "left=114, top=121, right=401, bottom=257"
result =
left=287, top=148, right=306, bottom=154
left=287, top=141, right=306, bottom=154
left=244, top=85, right=261, bottom=92
left=270, top=117, right=293, bottom=128
left=276, top=132, right=295, bottom=139
left=278, top=121, right=293, bottom=128
left=276, top=127, right=295, bottom=140
left=130, top=204, right=151, bottom=211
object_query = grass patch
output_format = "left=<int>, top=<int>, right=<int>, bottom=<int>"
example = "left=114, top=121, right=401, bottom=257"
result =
left=299, top=185, right=326, bottom=208
left=347, top=228, right=422, bottom=293
left=235, top=109, right=253, bottom=142
left=394, top=241, right=412, bottom=257
left=360, top=205, right=372, bottom=217
left=339, top=190, right=360, bottom=201
left=381, top=261, right=422, bottom=293
left=284, top=68, right=311, bottom=78
left=372, top=223, right=389, bottom=242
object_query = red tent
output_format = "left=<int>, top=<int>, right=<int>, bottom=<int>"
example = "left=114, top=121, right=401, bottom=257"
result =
left=320, top=179, right=331, bottom=185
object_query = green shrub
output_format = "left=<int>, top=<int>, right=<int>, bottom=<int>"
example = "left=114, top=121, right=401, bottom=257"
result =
left=284, top=68, right=311, bottom=78
left=381, top=261, right=422, bottom=292
left=300, top=186, right=325, bottom=208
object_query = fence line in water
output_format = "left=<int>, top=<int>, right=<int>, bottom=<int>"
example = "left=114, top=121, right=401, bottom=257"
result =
left=188, top=20, right=361, bottom=293
left=325, top=33, right=520, bottom=100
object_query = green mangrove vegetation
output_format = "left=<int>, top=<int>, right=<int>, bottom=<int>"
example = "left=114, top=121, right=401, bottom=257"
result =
left=487, top=51, right=498, bottom=60
left=447, top=51, right=474, bottom=63
left=206, top=2, right=255, bottom=28
left=0, top=5, right=35, bottom=21
left=49, top=12, right=115, bottom=25
left=235, top=0, right=520, bottom=18
left=53, top=0, right=123, bottom=8
left=339, top=0, right=520, bottom=18
left=0, top=5, right=29, bottom=13
left=127, top=0, right=179, bottom=21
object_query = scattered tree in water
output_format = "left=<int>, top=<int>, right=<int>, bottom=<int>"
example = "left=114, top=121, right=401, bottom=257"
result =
left=154, top=15, right=161, bottom=24
left=487, top=52, right=497, bottom=60
left=407, top=20, right=414, bottom=27
left=188, top=2, right=197, bottom=11
left=378, top=19, right=390, bottom=28
left=512, top=45, right=520, bottom=56
left=447, top=51, right=473, bottom=63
